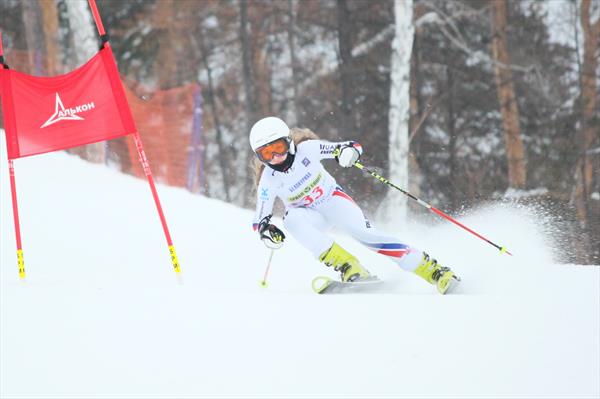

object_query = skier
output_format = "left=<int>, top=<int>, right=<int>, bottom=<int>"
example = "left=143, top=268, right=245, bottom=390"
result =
left=250, top=116, right=459, bottom=294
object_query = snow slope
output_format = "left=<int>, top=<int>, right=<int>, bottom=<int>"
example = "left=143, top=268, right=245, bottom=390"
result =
left=1, top=142, right=599, bottom=398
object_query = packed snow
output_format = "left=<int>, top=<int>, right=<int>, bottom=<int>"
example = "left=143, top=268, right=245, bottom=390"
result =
left=1, top=138, right=598, bottom=398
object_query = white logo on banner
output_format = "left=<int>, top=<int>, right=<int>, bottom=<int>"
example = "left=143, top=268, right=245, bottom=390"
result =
left=40, top=93, right=96, bottom=128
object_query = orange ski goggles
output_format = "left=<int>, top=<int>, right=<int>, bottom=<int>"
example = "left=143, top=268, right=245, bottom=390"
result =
left=255, top=138, right=290, bottom=162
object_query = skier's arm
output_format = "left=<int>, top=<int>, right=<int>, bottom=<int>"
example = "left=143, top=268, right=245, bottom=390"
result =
left=252, top=175, right=276, bottom=232
left=252, top=175, right=285, bottom=249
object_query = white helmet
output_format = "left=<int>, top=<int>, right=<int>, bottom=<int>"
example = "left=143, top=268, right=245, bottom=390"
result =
left=249, top=117, right=292, bottom=151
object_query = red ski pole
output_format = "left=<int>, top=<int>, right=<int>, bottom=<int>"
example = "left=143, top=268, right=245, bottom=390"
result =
left=353, top=161, right=513, bottom=256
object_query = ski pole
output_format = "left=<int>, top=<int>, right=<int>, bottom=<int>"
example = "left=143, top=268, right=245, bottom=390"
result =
left=352, top=161, right=513, bottom=256
left=259, top=249, right=275, bottom=288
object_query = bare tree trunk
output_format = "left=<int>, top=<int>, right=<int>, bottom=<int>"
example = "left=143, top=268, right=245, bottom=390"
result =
left=446, top=61, right=458, bottom=209
left=287, top=0, right=300, bottom=124
left=336, top=0, right=357, bottom=135
left=378, top=0, right=413, bottom=224
left=240, top=0, right=259, bottom=207
left=574, top=0, right=599, bottom=230
left=490, top=0, right=526, bottom=189
left=240, top=0, right=257, bottom=122
left=154, top=0, right=178, bottom=88
left=64, top=0, right=105, bottom=163
left=251, top=3, right=271, bottom=118
left=40, top=0, right=59, bottom=76
left=65, top=0, right=97, bottom=65
left=409, top=8, right=425, bottom=197
left=21, top=1, right=44, bottom=74
left=194, top=31, right=232, bottom=202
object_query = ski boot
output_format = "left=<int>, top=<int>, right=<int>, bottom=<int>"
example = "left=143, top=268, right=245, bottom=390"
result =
left=319, top=242, right=371, bottom=282
left=414, top=252, right=460, bottom=294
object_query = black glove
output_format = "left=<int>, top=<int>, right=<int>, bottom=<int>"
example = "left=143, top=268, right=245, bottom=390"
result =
left=258, top=215, right=286, bottom=249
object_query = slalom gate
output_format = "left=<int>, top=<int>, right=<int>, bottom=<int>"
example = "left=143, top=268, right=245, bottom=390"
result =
left=0, top=0, right=184, bottom=278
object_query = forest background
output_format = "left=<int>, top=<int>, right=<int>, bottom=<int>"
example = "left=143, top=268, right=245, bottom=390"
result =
left=0, top=0, right=598, bottom=264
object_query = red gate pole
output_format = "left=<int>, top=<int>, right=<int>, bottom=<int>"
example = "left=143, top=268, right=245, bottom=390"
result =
left=8, top=161, right=26, bottom=278
left=87, top=0, right=180, bottom=273
left=87, top=0, right=106, bottom=37
left=1, top=31, right=26, bottom=278
left=133, top=133, right=181, bottom=273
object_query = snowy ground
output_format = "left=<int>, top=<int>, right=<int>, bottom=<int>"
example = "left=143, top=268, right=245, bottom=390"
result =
left=1, top=140, right=599, bottom=398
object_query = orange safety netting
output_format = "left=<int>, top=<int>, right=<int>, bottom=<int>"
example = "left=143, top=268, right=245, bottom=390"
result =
left=109, top=81, right=204, bottom=192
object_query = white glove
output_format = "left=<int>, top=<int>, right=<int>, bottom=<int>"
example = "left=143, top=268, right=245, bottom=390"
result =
left=336, top=144, right=361, bottom=168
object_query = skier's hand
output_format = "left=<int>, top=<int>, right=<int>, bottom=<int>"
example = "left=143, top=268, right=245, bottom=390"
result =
left=258, top=216, right=286, bottom=250
left=335, top=143, right=362, bottom=167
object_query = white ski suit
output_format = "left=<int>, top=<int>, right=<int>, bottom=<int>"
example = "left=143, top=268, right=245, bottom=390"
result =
left=252, top=139, right=421, bottom=272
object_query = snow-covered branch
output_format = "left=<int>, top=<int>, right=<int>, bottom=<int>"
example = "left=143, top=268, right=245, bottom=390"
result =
left=302, top=25, right=394, bottom=88
left=418, top=1, right=535, bottom=74
left=351, top=25, right=394, bottom=58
